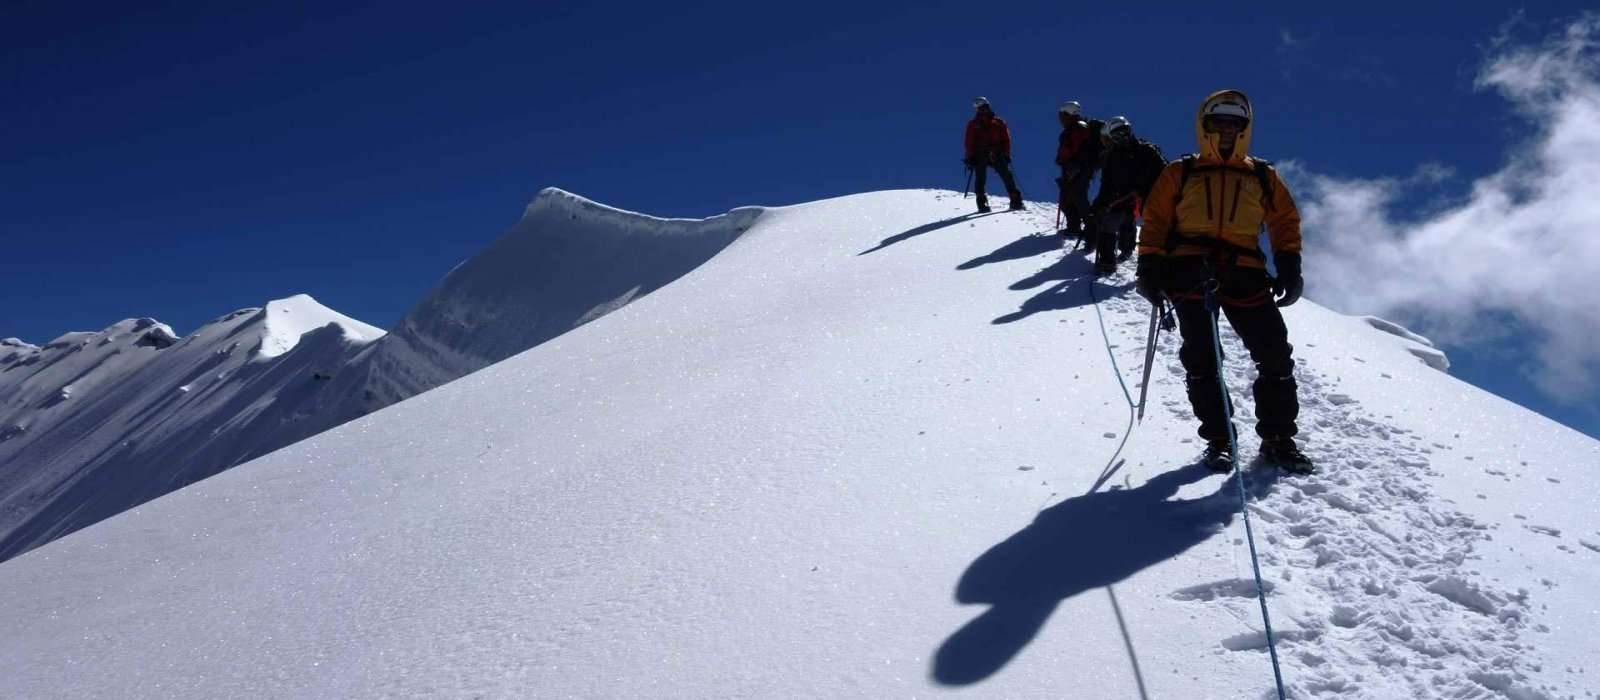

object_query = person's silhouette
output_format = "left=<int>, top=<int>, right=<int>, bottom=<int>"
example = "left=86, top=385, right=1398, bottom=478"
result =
left=933, top=464, right=1276, bottom=685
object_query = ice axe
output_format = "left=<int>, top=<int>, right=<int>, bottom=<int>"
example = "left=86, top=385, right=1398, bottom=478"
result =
left=1136, top=295, right=1175, bottom=422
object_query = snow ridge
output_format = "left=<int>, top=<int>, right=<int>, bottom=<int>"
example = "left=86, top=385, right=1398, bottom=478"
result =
left=357, top=187, right=764, bottom=409
left=0, top=187, right=770, bottom=562
left=0, top=296, right=382, bottom=561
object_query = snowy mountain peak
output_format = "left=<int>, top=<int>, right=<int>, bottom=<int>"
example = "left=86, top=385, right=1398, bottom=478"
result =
left=358, top=188, right=764, bottom=410
left=253, top=293, right=384, bottom=360
left=0, top=293, right=384, bottom=561
left=0, top=338, right=38, bottom=364
left=31, top=317, right=178, bottom=354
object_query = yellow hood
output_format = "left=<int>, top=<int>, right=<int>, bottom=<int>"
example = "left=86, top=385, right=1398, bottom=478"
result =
left=1195, top=89, right=1253, bottom=164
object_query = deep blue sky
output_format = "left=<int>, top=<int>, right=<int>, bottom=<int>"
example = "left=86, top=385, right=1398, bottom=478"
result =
left=5, top=1, right=1596, bottom=437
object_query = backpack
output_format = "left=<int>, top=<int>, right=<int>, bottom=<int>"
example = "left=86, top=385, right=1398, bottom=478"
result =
left=1137, top=140, right=1167, bottom=188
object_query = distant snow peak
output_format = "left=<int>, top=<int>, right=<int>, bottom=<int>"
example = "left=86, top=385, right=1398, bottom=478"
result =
left=0, top=338, right=38, bottom=364
left=253, top=294, right=384, bottom=360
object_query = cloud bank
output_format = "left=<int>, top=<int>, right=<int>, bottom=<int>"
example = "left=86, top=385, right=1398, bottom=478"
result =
left=1289, top=15, right=1600, bottom=404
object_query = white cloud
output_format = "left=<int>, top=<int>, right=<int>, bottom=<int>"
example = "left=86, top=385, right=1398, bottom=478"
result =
left=1279, top=28, right=1303, bottom=50
left=1290, top=14, right=1600, bottom=404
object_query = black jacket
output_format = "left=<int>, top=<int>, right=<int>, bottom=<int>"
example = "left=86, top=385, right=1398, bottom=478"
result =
left=1094, top=137, right=1165, bottom=211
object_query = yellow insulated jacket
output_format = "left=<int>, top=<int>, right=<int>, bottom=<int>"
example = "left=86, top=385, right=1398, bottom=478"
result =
left=1138, top=89, right=1302, bottom=270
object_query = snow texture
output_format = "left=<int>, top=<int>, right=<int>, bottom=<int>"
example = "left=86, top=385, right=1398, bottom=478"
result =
left=0, top=191, right=754, bottom=561
left=1, top=190, right=1596, bottom=699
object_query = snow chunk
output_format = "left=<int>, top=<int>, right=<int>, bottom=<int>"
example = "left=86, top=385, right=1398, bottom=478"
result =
left=254, top=294, right=385, bottom=360
left=136, top=324, right=179, bottom=349
left=1361, top=316, right=1436, bottom=347
left=1360, top=316, right=1450, bottom=371
left=1424, top=576, right=1502, bottom=616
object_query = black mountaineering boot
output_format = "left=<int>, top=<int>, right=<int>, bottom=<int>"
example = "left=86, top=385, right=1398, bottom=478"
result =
left=976, top=199, right=991, bottom=214
left=1008, top=192, right=1025, bottom=211
left=1261, top=436, right=1315, bottom=475
left=1202, top=439, right=1234, bottom=473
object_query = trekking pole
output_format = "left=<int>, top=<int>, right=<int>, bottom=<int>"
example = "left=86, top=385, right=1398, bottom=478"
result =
left=962, top=166, right=973, bottom=199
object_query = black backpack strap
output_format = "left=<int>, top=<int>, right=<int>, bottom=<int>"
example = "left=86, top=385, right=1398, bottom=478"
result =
left=1253, top=158, right=1275, bottom=211
left=1166, top=156, right=1198, bottom=253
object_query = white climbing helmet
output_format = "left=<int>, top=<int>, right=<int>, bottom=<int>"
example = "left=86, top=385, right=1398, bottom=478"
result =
left=1202, top=93, right=1252, bottom=121
left=973, top=96, right=991, bottom=109
left=1059, top=101, right=1081, bottom=117
left=1105, top=115, right=1132, bottom=136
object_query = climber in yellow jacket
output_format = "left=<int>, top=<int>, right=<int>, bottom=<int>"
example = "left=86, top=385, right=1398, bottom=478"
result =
left=1135, top=89, right=1314, bottom=475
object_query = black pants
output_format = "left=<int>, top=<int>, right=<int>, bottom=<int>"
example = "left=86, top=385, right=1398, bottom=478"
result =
left=1094, top=208, right=1131, bottom=268
left=974, top=157, right=1021, bottom=206
left=1058, top=167, right=1092, bottom=232
left=1169, top=266, right=1298, bottom=441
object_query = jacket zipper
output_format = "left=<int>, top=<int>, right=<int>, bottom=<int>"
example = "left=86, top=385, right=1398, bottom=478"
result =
left=1215, top=171, right=1225, bottom=235
left=1229, top=175, right=1243, bottom=222
left=1202, top=175, right=1213, bottom=220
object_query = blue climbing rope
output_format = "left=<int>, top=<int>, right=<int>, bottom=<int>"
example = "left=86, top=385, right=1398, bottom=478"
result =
left=1087, top=279, right=1137, bottom=486
left=1086, top=276, right=1153, bottom=700
left=1205, top=281, right=1288, bottom=700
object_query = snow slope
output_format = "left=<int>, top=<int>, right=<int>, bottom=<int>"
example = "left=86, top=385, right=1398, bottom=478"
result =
left=0, top=295, right=381, bottom=560
left=2, top=190, right=1596, bottom=699
left=356, top=187, right=760, bottom=411
left=1, top=191, right=754, bottom=561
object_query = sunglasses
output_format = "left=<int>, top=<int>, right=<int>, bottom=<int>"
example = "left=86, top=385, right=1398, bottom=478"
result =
left=1203, top=114, right=1249, bottom=132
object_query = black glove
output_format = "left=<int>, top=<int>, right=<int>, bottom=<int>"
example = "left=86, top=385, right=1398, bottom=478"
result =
left=1135, top=255, right=1167, bottom=305
left=1272, top=252, right=1303, bottom=307
left=962, top=156, right=976, bottom=168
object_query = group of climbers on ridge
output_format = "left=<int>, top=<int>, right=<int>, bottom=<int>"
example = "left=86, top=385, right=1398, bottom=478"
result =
left=962, top=90, right=1315, bottom=475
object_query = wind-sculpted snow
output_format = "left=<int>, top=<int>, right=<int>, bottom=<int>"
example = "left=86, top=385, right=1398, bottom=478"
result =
left=357, top=187, right=763, bottom=409
left=0, top=191, right=761, bottom=562
left=0, top=296, right=382, bottom=561
left=1, top=190, right=1594, bottom=699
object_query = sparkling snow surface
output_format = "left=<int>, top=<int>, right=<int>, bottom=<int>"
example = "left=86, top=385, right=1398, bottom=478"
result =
left=2, top=190, right=1596, bottom=699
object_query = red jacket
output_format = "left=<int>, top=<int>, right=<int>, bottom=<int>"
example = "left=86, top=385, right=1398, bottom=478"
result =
left=964, top=116, right=1011, bottom=158
left=1056, top=121, right=1091, bottom=166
